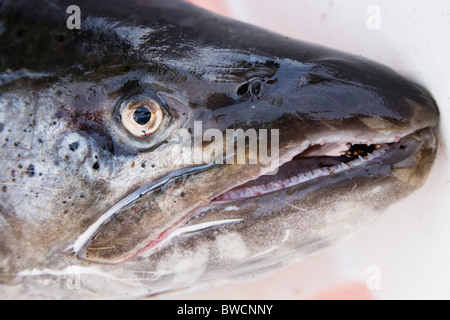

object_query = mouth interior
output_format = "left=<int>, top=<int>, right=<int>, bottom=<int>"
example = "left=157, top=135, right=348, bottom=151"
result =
left=212, top=141, right=389, bottom=202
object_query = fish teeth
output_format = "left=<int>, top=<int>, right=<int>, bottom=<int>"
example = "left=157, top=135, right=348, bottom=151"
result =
left=256, top=185, right=266, bottom=194
left=273, top=181, right=285, bottom=190
left=214, top=143, right=391, bottom=202
left=289, top=176, right=300, bottom=185
left=228, top=191, right=239, bottom=199
left=244, top=187, right=254, bottom=197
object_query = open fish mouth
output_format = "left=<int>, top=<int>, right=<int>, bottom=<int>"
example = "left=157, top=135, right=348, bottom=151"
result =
left=212, top=133, right=425, bottom=202
left=75, top=126, right=437, bottom=264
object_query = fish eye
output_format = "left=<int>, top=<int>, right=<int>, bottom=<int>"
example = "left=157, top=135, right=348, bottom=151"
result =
left=113, top=88, right=189, bottom=150
left=121, top=97, right=164, bottom=137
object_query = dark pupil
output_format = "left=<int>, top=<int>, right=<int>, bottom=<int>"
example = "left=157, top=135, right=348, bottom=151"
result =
left=133, top=106, right=152, bottom=125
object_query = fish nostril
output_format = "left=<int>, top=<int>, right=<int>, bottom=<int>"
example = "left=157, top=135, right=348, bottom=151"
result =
left=237, top=83, right=250, bottom=96
left=250, top=80, right=262, bottom=95
left=237, top=79, right=262, bottom=97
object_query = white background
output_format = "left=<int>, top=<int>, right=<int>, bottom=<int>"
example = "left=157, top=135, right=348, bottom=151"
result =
left=180, top=0, right=450, bottom=299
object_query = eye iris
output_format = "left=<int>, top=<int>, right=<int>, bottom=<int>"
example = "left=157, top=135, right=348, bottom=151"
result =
left=133, top=106, right=152, bottom=125
left=117, top=93, right=166, bottom=139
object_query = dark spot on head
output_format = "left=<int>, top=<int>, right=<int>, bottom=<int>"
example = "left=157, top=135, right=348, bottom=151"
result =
left=141, top=162, right=146, bottom=168
left=13, top=142, right=19, bottom=147
left=38, top=138, right=43, bottom=144
left=1, top=186, right=6, bottom=193
left=180, top=191, right=185, bottom=197
left=92, top=162, right=100, bottom=170
left=18, top=164, right=23, bottom=169
left=26, top=164, right=35, bottom=177
left=69, top=141, right=79, bottom=151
